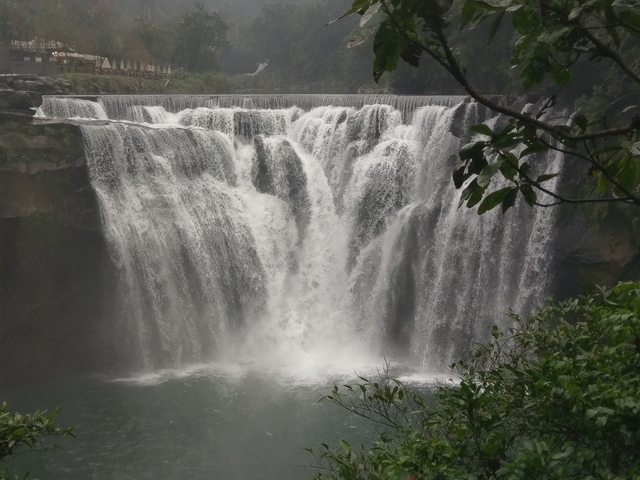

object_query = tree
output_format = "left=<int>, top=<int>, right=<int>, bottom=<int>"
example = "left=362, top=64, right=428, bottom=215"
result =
left=0, top=403, right=74, bottom=480
left=132, top=20, right=175, bottom=64
left=0, top=1, right=34, bottom=46
left=307, top=282, right=640, bottom=479
left=337, top=0, right=640, bottom=213
left=173, top=3, right=228, bottom=72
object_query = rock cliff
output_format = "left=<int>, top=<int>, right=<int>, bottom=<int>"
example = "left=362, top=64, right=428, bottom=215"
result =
left=0, top=78, right=119, bottom=385
left=553, top=202, right=640, bottom=298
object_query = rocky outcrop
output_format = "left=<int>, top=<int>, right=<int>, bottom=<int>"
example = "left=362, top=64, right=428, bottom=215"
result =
left=3, top=76, right=72, bottom=95
left=0, top=78, right=120, bottom=386
left=0, top=115, right=99, bottom=228
left=553, top=204, right=640, bottom=298
left=0, top=75, right=71, bottom=114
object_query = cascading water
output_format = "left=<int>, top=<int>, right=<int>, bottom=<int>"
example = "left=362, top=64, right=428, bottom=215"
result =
left=37, top=95, right=561, bottom=376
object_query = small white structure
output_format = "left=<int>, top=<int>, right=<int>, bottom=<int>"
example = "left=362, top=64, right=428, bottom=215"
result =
left=101, top=58, right=111, bottom=69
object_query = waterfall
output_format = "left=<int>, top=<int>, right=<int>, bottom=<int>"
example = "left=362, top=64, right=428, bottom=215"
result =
left=37, top=94, right=467, bottom=122
left=38, top=95, right=560, bottom=373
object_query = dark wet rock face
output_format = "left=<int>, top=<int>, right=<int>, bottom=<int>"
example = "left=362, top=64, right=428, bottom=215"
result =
left=252, top=136, right=311, bottom=244
left=552, top=204, right=640, bottom=299
left=4, top=75, right=72, bottom=95
left=0, top=96, right=119, bottom=385
left=0, top=76, right=71, bottom=113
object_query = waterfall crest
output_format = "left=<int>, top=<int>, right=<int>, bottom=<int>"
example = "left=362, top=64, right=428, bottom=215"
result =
left=39, top=95, right=560, bottom=373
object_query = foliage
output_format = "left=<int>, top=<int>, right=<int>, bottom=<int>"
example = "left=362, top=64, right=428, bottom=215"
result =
left=131, top=21, right=176, bottom=65
left=2, top=0, right=521, bottom=94
left=243, top=0, right=374, bottom=92
left=307, top=281, right=640, bottom=479
left=173, top=3, right=228, bottom=72
left=0, top=403, right=74, bottom=480
left=341, top=0, right=640, bottom=212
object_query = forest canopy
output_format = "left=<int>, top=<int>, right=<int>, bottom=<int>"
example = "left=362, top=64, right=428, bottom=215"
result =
left=0, top=0, right=535, bottom=94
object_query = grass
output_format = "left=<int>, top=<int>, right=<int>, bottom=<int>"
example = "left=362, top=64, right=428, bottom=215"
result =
left=60, top=69, right=358, bottom=96
left=61, top=69, right=232, bottom=95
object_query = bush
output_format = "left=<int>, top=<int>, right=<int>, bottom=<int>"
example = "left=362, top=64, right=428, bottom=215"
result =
left=308, top=282, right=640, bottom=479
left=0, top=403, right=74, bottom=480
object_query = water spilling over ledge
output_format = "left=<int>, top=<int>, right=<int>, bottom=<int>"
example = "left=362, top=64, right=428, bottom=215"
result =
left=35, top=94, right=561, bottom=377
left=39, top=94, right=469, bottom=122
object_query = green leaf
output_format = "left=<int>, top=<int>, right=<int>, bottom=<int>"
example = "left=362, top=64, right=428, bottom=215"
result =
left=328, top=0, right=376, bottom=24
left=339, top=439, right=351, bottom=455
left=461, top=0, right=492, bottom=29
left=598, top=170, right=609, bottom=193
left=520, top=144, right=549, bottom=157
left=488, top=10, right=506, bottom=43
left=478, top=187, right=512, bottom=214
left=499, top=152, right=519, bottom=180
left=536, top=173, right=558, bottom=183
left=461, top=0, right=479, bottom=28
left=573, top=114, right=589, bottom=132
left=459, top=178, right=478, bottom=207
left=511, top=6, right=538, bottom=35
left=460, top=141, right=489, bottom=174
left=568, top=7, right=581, bottom=20
left=477, top=162, right=500, bottom=187
left=467, top=180, right=487, bottom=208
left=620, top=10, right=640, bottom=38
left=550, top=65, right=571, bottom=85
left=522, top=58, right=547, bottom=89
left=519, top=183, right=538, bottom=206
left=512, top=33, right=538, bottom=65
left=633, top=296, right=640, bottom=312
left=616, top=156, right=639, bottom=191
left=460, top=141, right=487, bottom=160
left=372, top=21, right=407, bottom=82
left=359, top=2, right=381, bottom=27
left=470, top=123, right=494, bottom=137
left=400, top=42, right=422, bottom=68
left=501, top=187, right=519, bottom=212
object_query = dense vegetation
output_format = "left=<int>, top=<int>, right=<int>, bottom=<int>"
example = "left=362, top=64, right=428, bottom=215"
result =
left=309, top=282, right=640, bottom=479
left=0, top=0, right=538, bottom=94
left=0, top=404, right=73, bottom=480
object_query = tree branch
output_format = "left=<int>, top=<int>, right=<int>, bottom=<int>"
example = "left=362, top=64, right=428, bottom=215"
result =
left=580, top=27, right=640, bottom=86
left=381, top=2, right=636, bottom=143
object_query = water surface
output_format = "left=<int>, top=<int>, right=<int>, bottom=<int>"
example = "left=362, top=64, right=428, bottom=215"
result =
left=5, top=367, right=403, bottom=480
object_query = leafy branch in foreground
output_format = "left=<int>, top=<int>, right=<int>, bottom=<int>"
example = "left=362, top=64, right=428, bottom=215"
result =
left=307, top=281, right=640, bottom=479
left=339, top=0, right=640, bottom=212
left=0, top=404, right=74, bottom=480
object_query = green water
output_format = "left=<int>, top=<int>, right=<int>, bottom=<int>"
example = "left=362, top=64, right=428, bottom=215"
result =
left=3, top=368, right=393, bottom=480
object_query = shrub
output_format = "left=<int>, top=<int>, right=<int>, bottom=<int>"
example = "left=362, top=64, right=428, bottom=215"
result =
left=308, top=282, right=640, bottom=479
left=0, top=403, right=74, bottom=480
